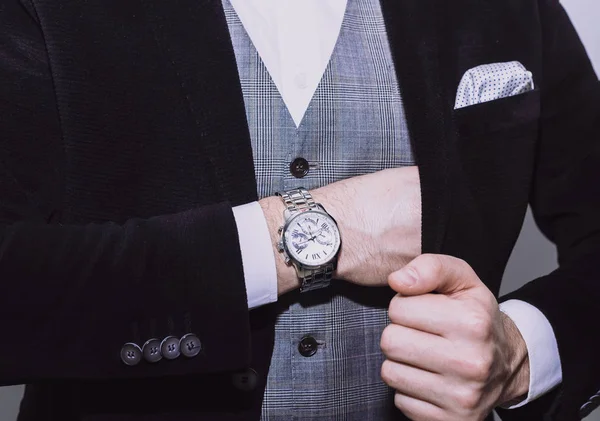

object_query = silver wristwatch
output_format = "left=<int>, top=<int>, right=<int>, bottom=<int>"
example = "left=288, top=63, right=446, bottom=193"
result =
left=276, top=188, right=342, bottom=292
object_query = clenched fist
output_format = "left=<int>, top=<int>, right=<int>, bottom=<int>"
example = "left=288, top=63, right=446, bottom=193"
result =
left=380, top=254, right=530, bottom=421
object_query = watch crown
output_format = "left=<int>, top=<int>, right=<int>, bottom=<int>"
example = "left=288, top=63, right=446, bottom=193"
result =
left=284, top=256, right=291, bottom=265
left=277, top=241, right=284, bottom=252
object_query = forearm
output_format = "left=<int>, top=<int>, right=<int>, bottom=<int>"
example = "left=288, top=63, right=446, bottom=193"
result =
left=498, top=299, right=563, bottom=412
left=497, top=260, right=600, bottom=420
left=0, top=203, right=251, bottom=383
left=257, top=167, right=422, bottom=296
left=497, top=311, right=531, bottom=407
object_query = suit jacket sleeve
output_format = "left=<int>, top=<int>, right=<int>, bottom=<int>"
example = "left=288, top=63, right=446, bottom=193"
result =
left=497, top=0, right=600, bottom=419
left=0, top=0, right=251, bottom=384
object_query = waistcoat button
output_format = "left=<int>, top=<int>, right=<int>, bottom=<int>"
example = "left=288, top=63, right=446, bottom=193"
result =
left=290, top=157, right=310, bottom=178
left=298, top=336, right=319, bottom=357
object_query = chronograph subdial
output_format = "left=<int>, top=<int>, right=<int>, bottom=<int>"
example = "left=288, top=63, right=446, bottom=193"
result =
left=290, top=229, right=309, bottom=242
left=290, top=230, right=310, bottom=252
left=314, top=228, right=333, bottom=246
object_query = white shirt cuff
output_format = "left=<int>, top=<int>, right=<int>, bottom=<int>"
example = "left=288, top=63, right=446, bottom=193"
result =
left=232, top=202, right=278, bottom=310
left=499, top=299, right=563, bottom=408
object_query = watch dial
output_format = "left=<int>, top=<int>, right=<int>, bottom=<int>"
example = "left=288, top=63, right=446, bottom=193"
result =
left=284, top=211, right=341, bottom=266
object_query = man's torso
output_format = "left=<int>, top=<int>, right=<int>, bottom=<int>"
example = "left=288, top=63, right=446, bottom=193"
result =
left=14, top=0, right=542, bottom=419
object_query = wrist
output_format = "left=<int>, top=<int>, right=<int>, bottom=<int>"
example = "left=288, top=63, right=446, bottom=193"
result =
left=310, top=185, right=356, bottom=282
left=259, top=195, right=300, bottom=295
left=498, top=312, right=531, bottom=407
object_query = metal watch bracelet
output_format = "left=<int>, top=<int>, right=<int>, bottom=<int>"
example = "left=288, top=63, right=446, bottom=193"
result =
left=278, top=188, right=336, bottom=292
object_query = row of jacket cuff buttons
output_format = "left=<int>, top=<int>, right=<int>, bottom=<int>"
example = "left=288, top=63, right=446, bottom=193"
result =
left=120, top=333, right=202, bottom=366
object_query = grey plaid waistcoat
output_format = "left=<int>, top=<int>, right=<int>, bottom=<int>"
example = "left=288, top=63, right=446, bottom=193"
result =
left=223, top=0, right=415, bottom=419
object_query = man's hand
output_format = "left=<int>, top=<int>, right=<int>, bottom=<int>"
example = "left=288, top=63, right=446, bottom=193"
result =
left=260, top=166, right=422, bottom=294
left=380, top=254, right=530, bottom=421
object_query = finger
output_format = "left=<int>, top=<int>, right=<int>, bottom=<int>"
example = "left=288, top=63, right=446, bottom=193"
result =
left=380, top=323, right=453, bottom=373
left=388, top=254, right=480, bottom=296
left=393, top=392, right=447, bottom=421
left=388, top=293, right=464, bottom=336
left=381, top=359, right=448, bottom=409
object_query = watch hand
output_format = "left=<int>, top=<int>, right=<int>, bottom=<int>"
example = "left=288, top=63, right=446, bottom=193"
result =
left=299, top=230, right=324, bottom=244
left=308, top=228, right=325, bottom=241
left=297, top=223, right=311, bottom=236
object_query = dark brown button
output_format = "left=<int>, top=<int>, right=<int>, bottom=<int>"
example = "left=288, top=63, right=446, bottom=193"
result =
left=298, top=336, right=318, bottom=357
left=290, top=157, right=310, bottom=178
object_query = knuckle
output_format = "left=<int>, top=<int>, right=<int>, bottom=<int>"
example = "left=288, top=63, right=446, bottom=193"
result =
left=482, top=291, right=498, bottom=309
left=393, top=394, right=416, bottom=419
left=388, top=295, right=405, bottom=322
left=393, top=393, right=407, bottom=412
left=454, top=386, right=481, bottom=410
left=388, top=294, right=401, bottom=312
left=380, top=327, right=394, bottom=355
left=461, top=353, right=493, bottom=382
left=464, top=312, right=492, bottom=340
left=380, top=360, right=396, bottom=386
left=417, top=253, right=444, bottom=277
left=453, top=257, right=470, bottom=271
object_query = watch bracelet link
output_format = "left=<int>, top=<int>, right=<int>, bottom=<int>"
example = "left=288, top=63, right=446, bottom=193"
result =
left=298, top=262, right=336, bottom=293
left=277, top=187, right=336, bottom=293
left=279, top=187, right=316, bottom=212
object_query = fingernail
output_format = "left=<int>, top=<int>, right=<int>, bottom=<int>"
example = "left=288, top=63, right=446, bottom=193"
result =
left=394, top=267, right=418, bottom=287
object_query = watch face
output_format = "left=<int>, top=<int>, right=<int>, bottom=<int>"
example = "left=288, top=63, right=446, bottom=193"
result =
left=283, top=210, right=341, bottom=267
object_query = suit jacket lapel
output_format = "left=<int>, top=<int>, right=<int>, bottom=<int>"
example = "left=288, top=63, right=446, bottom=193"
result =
left=141, top=0, right=258, bottom=205
left=380, top=0, right=455, bottom=254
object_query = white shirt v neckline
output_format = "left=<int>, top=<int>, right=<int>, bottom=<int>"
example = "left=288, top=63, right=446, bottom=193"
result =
left=229, top=0, right=348, bottom=127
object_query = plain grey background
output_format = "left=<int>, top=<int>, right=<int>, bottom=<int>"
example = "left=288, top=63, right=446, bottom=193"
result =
left=0, top=0, right=598, bottom=419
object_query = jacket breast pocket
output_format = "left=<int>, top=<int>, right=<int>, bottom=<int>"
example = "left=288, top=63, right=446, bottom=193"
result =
left=454, top=88, right=540, bottom=138
left=445, top=90, right=542, bottom=278
left=452, top=88, right=540, bottom=181
left=451, top=89, right=541, bottom=230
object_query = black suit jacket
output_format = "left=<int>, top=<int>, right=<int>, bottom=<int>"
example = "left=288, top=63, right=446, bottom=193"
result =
left=0, top=0, right=599, bottom=420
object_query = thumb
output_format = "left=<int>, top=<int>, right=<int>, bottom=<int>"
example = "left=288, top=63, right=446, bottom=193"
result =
left=388, top=254, right=480, bottom=296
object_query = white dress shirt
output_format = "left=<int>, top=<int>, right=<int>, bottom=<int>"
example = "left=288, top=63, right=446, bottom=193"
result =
left=227, top=0, right=562, bottom=408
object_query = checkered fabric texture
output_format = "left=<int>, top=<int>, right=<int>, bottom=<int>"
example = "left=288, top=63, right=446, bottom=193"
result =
left=223, top=0, right=415, bottom=419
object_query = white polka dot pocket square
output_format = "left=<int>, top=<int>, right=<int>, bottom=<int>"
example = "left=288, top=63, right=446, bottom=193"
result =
left=454, top=61, right=534, bottom=110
